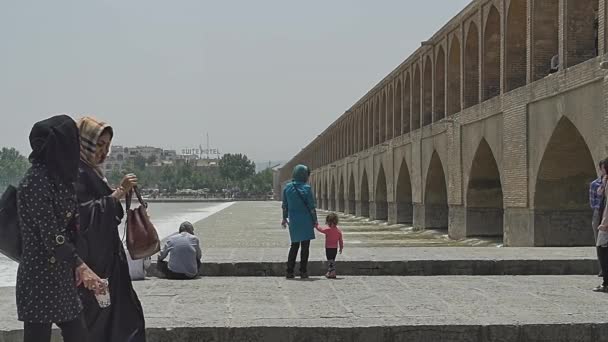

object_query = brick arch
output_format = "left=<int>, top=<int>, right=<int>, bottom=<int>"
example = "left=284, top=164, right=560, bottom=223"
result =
left=423, top=56, right=433, bottom=126
left=374, top=164, right=388, bottom=221
left=387, top=85, right=394, bottom=140
left=566, top=0, right=598, bottom=68
left=380, top=91, right=387, bottom=142
left=329, top=175, right=336, bottom=211
left=465, top=21, right=480, bottom=108
left=360, top=168, right=370, bottom=217
left=394, top=79, right=403, bottom=137
left=424, top=151, right=449, bottom=229
left=403, top=71, right=412, bottom=133
left=435, top=46, right=446, bottom=121
left=506, top=0, right=527, bottom=91
left=365, top=104, right=371, bottom=149
left=412, top=64, right=421, bottom=130
left=483, top=5, right=501, bottom=101
left=338, top=174, right=345, bottom=212
left=347, top=171, right=356, bottom=215
left=322, top=177, right=328, bottom=210
left=533, top=116, right=596, bottom=246
left=466, top=138, right=504, bottom=238
left=395, top=158, right=413, bottom=224
left=374, top=97, right=381, bottom=145
left=532, top=0, right=558, bottom=81
left=447, top=36, right=461, bottom=115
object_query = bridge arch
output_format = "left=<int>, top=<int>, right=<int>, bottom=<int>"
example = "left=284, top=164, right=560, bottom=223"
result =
left=532, top=0, right=558, bottom=81
left=483, top=5, right=501, bottom=101
left=423, top=56, right=433, bottom=126
left=322, top=178, right=328, bottom=210
left=395, top=158, right=413, bottom=223
left=533, top=117, right=596, bottom=246
left=387, top=85, right=394, bottom=140
left=374, top=98, right=381, bottom=145
left=466, top=138, right=504, bottom=238
left=394, top=80, right=402, bottom=137
left=338, top=174, right=345, bottom=212
left=435, top=46, right=445, bottom=121
left=360, top=169, right=370, bottom=217
left=566, top=0, right=598, bottom=68
left=347, top=172, right=356, bottom=215
left=329, top=176, right=336, bottom=211
left=412, top=64, right=421, bottom=130
left=424, top=151, right=449, bottom=229
left=447, top=36, right=461, bottom=116
left=403, top=71, right=412, bottom=133
left=381, top=91, right=387, bottom=142
left=506, top=0, right=527, bottom=91
left=373, top=164, right=388, bottom=221
left=465, top=21, right=480, bottom=109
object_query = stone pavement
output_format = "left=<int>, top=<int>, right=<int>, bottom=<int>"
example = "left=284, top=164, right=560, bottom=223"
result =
left=2, top=276, right=608, bottom=341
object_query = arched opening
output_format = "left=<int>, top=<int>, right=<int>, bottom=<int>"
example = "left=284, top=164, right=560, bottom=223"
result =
left=423, top=56, right=433, bottom=126
left=329, top=177, right=336, bottom=211
left=395, top=159, right=413, bottom=223
left=403, top=72, right=411, bottom=133
left=360, top=169, right=370, bottom=217
left=532, top=0, right=558, bottom=81
left=366, top=106, right=371, bottom=150
left=506, top=0, right=528, bottom=91
left=387, top=87, right=394, bottom=140
left=347, top=172, right=356, bottom=215
left=373, top=165, right=388, bottom=221
left=412, top=65, right=421, bottom=130
left=395, top=80, right=402, bottom=137
left=338, top=175, right=345, bottom=212
left=380, top=93, right=387, bottom=142
left=534, top=117, right=596, bottom=246
left=323, top=179, right=328, bottom=210
left=566, top=0, right=599, bottom=68
left=483, top=6, right=501, bottom=101
left=448, top=37, right=462, bottom=116
left=435, top=47, right=446, bottom=120
left=424, top=151, right=448, bottom=229
left=374, top=99, right=380, bottom=145
left=466, top=139, right=504, bottom=238
left=465, top=22, right=480, bottom=108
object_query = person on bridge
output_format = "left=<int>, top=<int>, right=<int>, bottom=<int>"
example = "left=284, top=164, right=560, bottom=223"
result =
left=157, top=221, right=202, bottom=279
left=75, top=116, right=146, bottom=342
left=282, top=164, right=318, bottom=279
left=594, top=158, right=608, bottom=292
left=315, top=213, right=344, bottom=279
left=590, top=159, right=606, bottom=278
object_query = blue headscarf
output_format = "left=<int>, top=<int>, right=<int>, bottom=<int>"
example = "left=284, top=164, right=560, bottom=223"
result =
left=292, top=164, right=310, bottom=183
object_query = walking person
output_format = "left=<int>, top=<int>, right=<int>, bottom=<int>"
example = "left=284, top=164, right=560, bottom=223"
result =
left=17, top=115, right=105, bottom=342
left=281, top=165, right=318, bottom=279
left=594, top=158, right=608, bottom=292
left=315, top=213, right=344, bottom=279
left=590, top=159, right=606, bottom=277
left=157, top=221, right=202, bottom=279
left=75, top=116, right=146, bottom=342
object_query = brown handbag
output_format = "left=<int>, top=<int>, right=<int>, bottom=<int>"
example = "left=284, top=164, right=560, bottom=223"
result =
left=126, top=186, right=160, bottom=260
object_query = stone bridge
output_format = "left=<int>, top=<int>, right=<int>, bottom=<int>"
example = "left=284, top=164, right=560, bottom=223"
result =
left=279, top=0, right=608, bottom=247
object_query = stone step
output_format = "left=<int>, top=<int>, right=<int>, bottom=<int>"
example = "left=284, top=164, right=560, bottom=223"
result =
left=146, top=247, right=599, bottom=277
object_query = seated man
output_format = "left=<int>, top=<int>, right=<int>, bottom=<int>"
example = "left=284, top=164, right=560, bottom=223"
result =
left=157, top=221, right=202, bottom=279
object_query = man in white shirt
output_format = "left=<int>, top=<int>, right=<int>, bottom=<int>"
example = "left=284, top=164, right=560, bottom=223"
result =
left=157, top=221, right=202, bottom=279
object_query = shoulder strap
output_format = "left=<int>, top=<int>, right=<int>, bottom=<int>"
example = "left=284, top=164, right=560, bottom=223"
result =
left=291, top=182, right=316, bottom=223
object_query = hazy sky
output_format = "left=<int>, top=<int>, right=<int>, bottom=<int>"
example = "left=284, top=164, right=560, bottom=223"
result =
left=0, top=0, right=470, bottom=163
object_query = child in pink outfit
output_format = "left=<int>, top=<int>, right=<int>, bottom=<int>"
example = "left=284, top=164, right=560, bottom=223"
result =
left=315, top=213, right=344, bottom=279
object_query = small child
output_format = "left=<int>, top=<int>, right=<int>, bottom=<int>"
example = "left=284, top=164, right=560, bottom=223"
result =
left=315, top=213, right=344, bottom=279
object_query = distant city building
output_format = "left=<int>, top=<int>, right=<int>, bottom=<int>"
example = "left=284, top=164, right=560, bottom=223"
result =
left=101, top=144, right=221, bottom=172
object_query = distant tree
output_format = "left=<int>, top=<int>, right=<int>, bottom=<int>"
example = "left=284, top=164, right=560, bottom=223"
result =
left=0, top=147, right=29, bottom=188
left=133, top=154, right=147, bottom=170
left=219, top=154, right=256, bottom=182
left=146, top=155, right=158, bottom=165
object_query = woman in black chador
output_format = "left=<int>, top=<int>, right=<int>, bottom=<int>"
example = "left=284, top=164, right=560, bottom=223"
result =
left=17, top=115, right=104, bottom=342
left=75, top=116, right=146, bottom=342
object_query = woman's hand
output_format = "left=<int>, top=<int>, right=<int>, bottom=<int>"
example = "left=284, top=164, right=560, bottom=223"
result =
left=281, top=219, right=288, bottom=229
left=120, top=174, right=138, bottom=192
left=76, top=264, right=106, bottom=295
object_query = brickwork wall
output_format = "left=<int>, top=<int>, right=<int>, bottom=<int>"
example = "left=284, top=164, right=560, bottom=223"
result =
left=435, top=47, right=446, bottom=120
left=423, top=56, right=433, bottom=126
left=412, top=65, right=422, bottom=130
left=483, top=5, right=502, bottom=100
left=448, top=36, right=462, bottom=116
left=465, top=22, right=480, bottom=108
left=506, top=0, right=528, bottom=91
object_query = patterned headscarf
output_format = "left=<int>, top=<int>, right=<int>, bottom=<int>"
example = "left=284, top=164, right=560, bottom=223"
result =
left=77, top=116, right=113, bottom=179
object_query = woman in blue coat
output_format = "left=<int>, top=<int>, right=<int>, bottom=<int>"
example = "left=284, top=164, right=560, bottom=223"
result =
left=281, top=164, right=318, bottom=279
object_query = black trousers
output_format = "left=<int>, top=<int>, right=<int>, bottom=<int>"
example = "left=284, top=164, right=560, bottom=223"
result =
left=157, top=260, right=200, bottom=280
left=598, top=246, right=608, bottom=286
left=287, top=240, right=310, bottom=274
left=24, top=315, right=87, bottom=342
